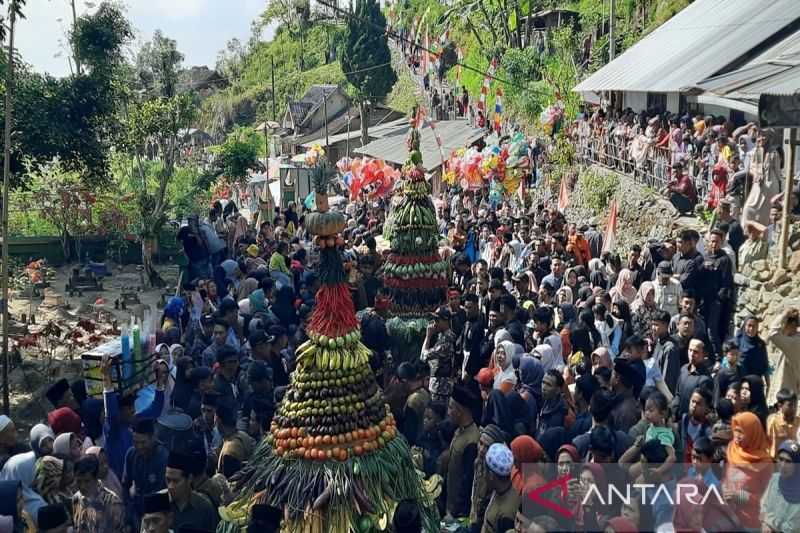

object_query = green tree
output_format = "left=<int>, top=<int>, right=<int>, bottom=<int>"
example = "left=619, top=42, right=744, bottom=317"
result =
left=135, top=30, right=184, bottom=98
left=124, top=31, right=196, bottom=286
left=342, top=0, right=396, bottom=145
left=1, top=1, right=132, bottom=187
left=210, top=126, right=262, bottom=184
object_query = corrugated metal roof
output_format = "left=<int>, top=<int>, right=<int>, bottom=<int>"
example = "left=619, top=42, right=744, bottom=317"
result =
left=696, top=61, right=800, bottom=98
left=750, top=27, right=800, bottom=63
left=300, top=117, right=409, bottom=148
left=289, top=102, right=313, bottom=125
left=574, top=0, right=800, bottom=93
left=355, top=120, right=485, bottom=171
left=694, top=27, right=800, bottom=98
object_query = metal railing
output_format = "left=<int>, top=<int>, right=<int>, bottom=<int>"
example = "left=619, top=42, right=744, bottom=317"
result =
left=573, top=125, right=713, bottom=204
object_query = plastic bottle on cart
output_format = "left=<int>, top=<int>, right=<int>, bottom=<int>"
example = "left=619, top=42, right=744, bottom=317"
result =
left=121, top=324, right=132, bottom=384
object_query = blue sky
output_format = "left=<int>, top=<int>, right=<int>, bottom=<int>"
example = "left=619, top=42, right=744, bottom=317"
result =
left=17, top=0, right=274, bottom=76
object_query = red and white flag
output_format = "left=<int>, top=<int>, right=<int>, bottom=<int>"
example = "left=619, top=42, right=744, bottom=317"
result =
left=478, top=57, right=498, bottom=112
left=602, top=199, right=618, bottom=255
left=557, top=177, right=570, bottom=212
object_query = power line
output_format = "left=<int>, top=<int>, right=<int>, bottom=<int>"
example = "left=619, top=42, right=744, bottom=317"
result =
left=315, top=0, right=531, bottom=90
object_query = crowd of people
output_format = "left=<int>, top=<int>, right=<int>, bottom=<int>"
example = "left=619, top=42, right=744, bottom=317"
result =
left=0, top=119, right=797, bottom=532
left=571, top=109, right=800, bottom=222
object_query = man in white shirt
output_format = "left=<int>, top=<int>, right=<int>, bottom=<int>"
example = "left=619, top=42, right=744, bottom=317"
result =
left=653, top=261, right=681, bottom=317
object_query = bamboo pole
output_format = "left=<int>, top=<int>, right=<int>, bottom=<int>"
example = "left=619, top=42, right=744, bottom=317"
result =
left=780, top=128, right=796, bottom=269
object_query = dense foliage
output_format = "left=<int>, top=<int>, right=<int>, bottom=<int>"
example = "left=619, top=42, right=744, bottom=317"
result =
left=210, top=126, right=263, bottom=184
left=199, top=20, right=347, bottom=136
left=1, top=2, right=132, bottom=187
left=342, top=0, right=397, bottom=144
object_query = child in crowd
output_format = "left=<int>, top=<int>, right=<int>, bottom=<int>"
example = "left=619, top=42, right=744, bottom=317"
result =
left=677, top=387, right=712, bottom=463
left=766, top=388, right=799, bottom=458
left=687, top=436, right=721, bottom=489
left=711, top=397, right=735, bottom=463
left=416, top=401, right=449, bottom=476
left=620, top=391, right=676, bottom=480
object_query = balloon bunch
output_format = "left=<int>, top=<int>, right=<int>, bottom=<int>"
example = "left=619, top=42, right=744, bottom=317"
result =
left=540, top=102, right=564, bottom=136
left=500, top=132, right=532, bottom=194
left=459, top=148, right=484, bottom=191
left=336, top=157, right=401, bottom=201
left=304, top=143, right=326, bottom=167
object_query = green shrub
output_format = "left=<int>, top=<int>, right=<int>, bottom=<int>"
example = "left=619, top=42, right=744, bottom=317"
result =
left=578, top=171, right=619, bottom=212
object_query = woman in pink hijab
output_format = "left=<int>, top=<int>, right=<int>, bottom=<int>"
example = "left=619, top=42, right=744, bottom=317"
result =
left=609, top=268, right=637, bottom=304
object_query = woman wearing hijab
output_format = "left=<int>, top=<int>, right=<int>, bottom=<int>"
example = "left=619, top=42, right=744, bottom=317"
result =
left=51, top=433, right=81, bottom=462
left=532, top=344, right=562, bottom=374
left=518, top=356, right=543, bottom=430
left=510, top=435, right=545, bottom=495
left=33, top=456, right=72, bottom=518
left=569, top=310, right=599, bottom=370
left=506, top=391, right=531, bottom=438
left=742, top=375, right=769, bottom=427
left=761, top=439, right=800, bottom=532
left=248, top=288, right=268, bottom=315
left=482, top=390, right=514, bottom=436
left=736, top=316, right=769, bottom=379
left=576, top=463, right=611, bottom=531
left=490, top=341, right=517, bottom=393
left=236, top=277, right=260, bottom=304
left=588, top=258, right=608, bottom=289
left=630, top=282, right=659, bottom=338
left=558, top=304, right=577, bottom=360
left=0, top=425, right=54, bottom=527
left=85, top=447, right=123, bottom=500
left=741, top=128, right=782, bottom=228
left=171, top=356, right=195, bottom=412
left=591, top=347, right=613, bottom=373
left=564, top=267, right=579, bottom=293
left=272, top=285, right=298, bottom=328
left=161, top=297, right=185, bottom=334
left=672, top=476, right=739, bottom=533
left=556, top=286, right=574, bottom=306
left=217, top=259, right=242, bottom=299
left=609, top=268, right=637, bottom=305
left=723, top=412, right=773, bottom=530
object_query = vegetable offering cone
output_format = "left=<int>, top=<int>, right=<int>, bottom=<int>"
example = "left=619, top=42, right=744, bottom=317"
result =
left=219, top=221, right=438, bottom=532
left=381, top=123, right=448, bottom=318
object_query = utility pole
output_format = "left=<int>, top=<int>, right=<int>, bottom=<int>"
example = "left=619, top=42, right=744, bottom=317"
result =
left=346, top=107, right=351, bottom=155
left=780, top=128, right=797, bottom=269
left=70, top=0, right=82, bottom=75
left=323, top=89, right=330, bottom=151
left=2, top=2, right=19, bottom=415
left=271, top=55, right=277, bottom=122
left=609, top=0, right=616, bottom=61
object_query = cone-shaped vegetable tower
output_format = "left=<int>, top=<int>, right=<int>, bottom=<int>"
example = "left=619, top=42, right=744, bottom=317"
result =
left=381, top=111, right=448, bottom=316
left=218, top=156, right=438, bottom=533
